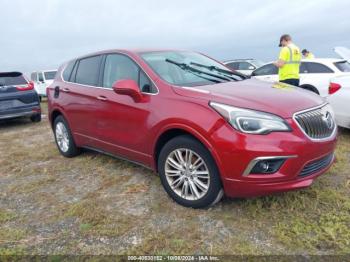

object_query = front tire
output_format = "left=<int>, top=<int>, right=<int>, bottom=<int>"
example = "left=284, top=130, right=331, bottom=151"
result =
left=53, top=115, right=80, bottom=157
left=158, top=135, right=223, bottom=208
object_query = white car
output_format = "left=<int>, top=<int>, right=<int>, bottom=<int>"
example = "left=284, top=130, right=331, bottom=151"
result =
left=31, top=70, right=57, bottom=100
left=223, top=59, right=265, bottom=76
left=251, top=58, right=350, bottom=97
left=327, top=47, right=350, bottom=129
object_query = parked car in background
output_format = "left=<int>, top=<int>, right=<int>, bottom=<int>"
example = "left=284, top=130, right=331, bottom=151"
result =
left=0, top=72, right=41, bottom=122
left=48, top=49, right=336, bottom=208
left=223, top=59, right=264, bottom=76
left=327, top=47, right=350, bottom=129
left=251, top=58, right=350, bottom=96
left=31, top=70, right=57, bottom=101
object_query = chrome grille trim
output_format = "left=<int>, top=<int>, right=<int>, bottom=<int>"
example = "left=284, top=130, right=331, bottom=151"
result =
left=293, top=103, right=337, bottom=141
left=299, top=153, right=334, bottom=177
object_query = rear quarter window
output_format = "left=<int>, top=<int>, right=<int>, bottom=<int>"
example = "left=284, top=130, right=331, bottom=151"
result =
left=334, top=61, right=350, bottom=72
left=62, top=60, right=76, bottom=81
left=0, top=72, right=27, bottom=86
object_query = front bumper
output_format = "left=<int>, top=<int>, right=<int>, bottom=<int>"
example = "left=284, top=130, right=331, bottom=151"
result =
left=210, top=118, right=337, bottom=198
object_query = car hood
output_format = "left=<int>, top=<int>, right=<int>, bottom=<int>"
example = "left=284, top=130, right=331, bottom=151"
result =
left=334, top=46, right=350, bottom=61
left=172, top=79, right=326, bottom=118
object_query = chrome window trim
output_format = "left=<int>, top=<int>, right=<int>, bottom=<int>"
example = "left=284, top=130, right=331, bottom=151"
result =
left=242, top=155, right=297, bottom=177
left=60, top=52, right=159, bottom=96
left=292, top=103, right=337, bottom=142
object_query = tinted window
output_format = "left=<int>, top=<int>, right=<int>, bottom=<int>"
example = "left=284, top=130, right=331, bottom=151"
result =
left=63, top=61, right=75, bottom=81
left=252, top=64, right=277, bottom=76
left=334, top=61, right=350, bottom=72
left=305, top=62, right=334, bottom=73
left=44, top=71, right=57, bottom=80
left=75, top=56, right=102, bottom=86
left=226, top=62, right=239, bottom=70
left=103, top=54, right=139, bottom=88
left=0, top=72, right=27, bottom=86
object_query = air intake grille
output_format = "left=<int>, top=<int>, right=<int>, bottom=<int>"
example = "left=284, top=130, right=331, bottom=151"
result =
left=294, top=104, right=335, bottom=139
left=299, top=153, right=334, bottom=177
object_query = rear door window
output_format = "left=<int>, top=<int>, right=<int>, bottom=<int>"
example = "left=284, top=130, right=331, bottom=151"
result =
left=334, top=61, right=350, bottom=72
left=305, top=62, right=334, bottom=73
left=0, top=72, right=27, bottom=86
left=252, top=64, right=277, bottom=76
left=75, top=56, right=103, bottom=86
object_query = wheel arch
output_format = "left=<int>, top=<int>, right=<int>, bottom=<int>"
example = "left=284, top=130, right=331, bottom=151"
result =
left=153, top=125, right=222, bottom=174
left=299, top=84, right=320, bottom=95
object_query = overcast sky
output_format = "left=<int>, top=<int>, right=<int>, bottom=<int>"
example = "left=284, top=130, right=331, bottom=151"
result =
left=1, top=0, right=350, bottom=74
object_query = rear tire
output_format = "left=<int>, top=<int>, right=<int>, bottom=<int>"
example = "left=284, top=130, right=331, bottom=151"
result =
left=53, top=115, right=80, bottom=157
left=158, top=135, right=223, bottom=208
left=30, top=114, right=41, bottom=123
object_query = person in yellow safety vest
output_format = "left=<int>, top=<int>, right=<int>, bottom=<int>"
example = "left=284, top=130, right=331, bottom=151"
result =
left=302, top=49, right=315, bottom=59
left=273, top=34, right=301, bottom=87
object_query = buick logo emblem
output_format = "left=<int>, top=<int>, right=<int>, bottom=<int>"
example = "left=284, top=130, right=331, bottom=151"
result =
left=322, top=111, right=333, bottom=129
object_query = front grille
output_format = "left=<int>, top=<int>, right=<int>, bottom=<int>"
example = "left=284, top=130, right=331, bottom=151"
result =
left=299, top=153, right=334, bottom=177
left=294, top=104, right=336, bottom=139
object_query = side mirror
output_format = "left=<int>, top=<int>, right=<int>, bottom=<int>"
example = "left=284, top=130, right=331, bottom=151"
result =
left=248, top=66, right=255, bottom=70
left=112, top=79, right=143, bottom=102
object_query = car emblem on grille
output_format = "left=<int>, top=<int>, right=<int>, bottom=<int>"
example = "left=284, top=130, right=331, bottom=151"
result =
left=322, top=111, right=333, bottom=129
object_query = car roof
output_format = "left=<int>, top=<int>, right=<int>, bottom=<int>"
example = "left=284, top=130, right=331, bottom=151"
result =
left=72, top=48, right=190, bottom=60
left=224, top=59, right=256, bottom=63
left=261, top=58, right=345, bottom=66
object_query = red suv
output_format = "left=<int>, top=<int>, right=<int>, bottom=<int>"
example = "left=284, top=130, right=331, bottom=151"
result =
left=47, top=49, right=337, bottom=208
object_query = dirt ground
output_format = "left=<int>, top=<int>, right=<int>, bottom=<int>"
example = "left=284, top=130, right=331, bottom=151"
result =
left=0, top=102, right=349, bottom=256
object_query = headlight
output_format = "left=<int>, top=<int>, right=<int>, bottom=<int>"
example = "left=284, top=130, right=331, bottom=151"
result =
left=210, top=102, right=291, bottom=134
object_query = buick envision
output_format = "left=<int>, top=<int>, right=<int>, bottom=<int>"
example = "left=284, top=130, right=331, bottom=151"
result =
left=47, top=49, right=337, bottom=208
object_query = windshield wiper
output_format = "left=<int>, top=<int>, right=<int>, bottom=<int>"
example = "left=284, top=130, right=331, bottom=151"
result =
left=189, top=61, right=248, bottom=80
left=165, top=59, right=231, bottom=83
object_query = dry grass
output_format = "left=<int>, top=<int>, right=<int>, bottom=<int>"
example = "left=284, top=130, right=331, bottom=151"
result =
left=0, top=101, right=349, bottom=255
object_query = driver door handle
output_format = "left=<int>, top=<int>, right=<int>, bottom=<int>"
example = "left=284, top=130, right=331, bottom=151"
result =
left=97, top=95, right=108, bottom=101
left=62, top=87, right=70, bottom=93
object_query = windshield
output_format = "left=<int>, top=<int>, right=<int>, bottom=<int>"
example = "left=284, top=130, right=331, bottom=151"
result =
left=141, top=51, right=244, bottom=87
left=334, top=61, right=350, bottom=72
left=44, top=71, right=57, bottom=80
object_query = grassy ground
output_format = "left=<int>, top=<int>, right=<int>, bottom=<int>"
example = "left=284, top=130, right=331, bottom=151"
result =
left=0, top=101, right=349, bottom=255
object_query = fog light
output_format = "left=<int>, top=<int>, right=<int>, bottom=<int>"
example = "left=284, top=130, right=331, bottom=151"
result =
left=250, top=159, right=285, bottom=174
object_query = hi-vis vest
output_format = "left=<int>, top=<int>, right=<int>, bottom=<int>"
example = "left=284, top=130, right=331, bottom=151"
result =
left=278, top=43, right=301, bottom=81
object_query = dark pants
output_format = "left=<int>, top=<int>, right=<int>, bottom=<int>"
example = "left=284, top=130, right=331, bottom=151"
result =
left=280, top=79, right=300, bottom=87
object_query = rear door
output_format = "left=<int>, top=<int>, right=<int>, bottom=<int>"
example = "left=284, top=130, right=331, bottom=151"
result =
left=58, top=55, right=103, bottom=145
